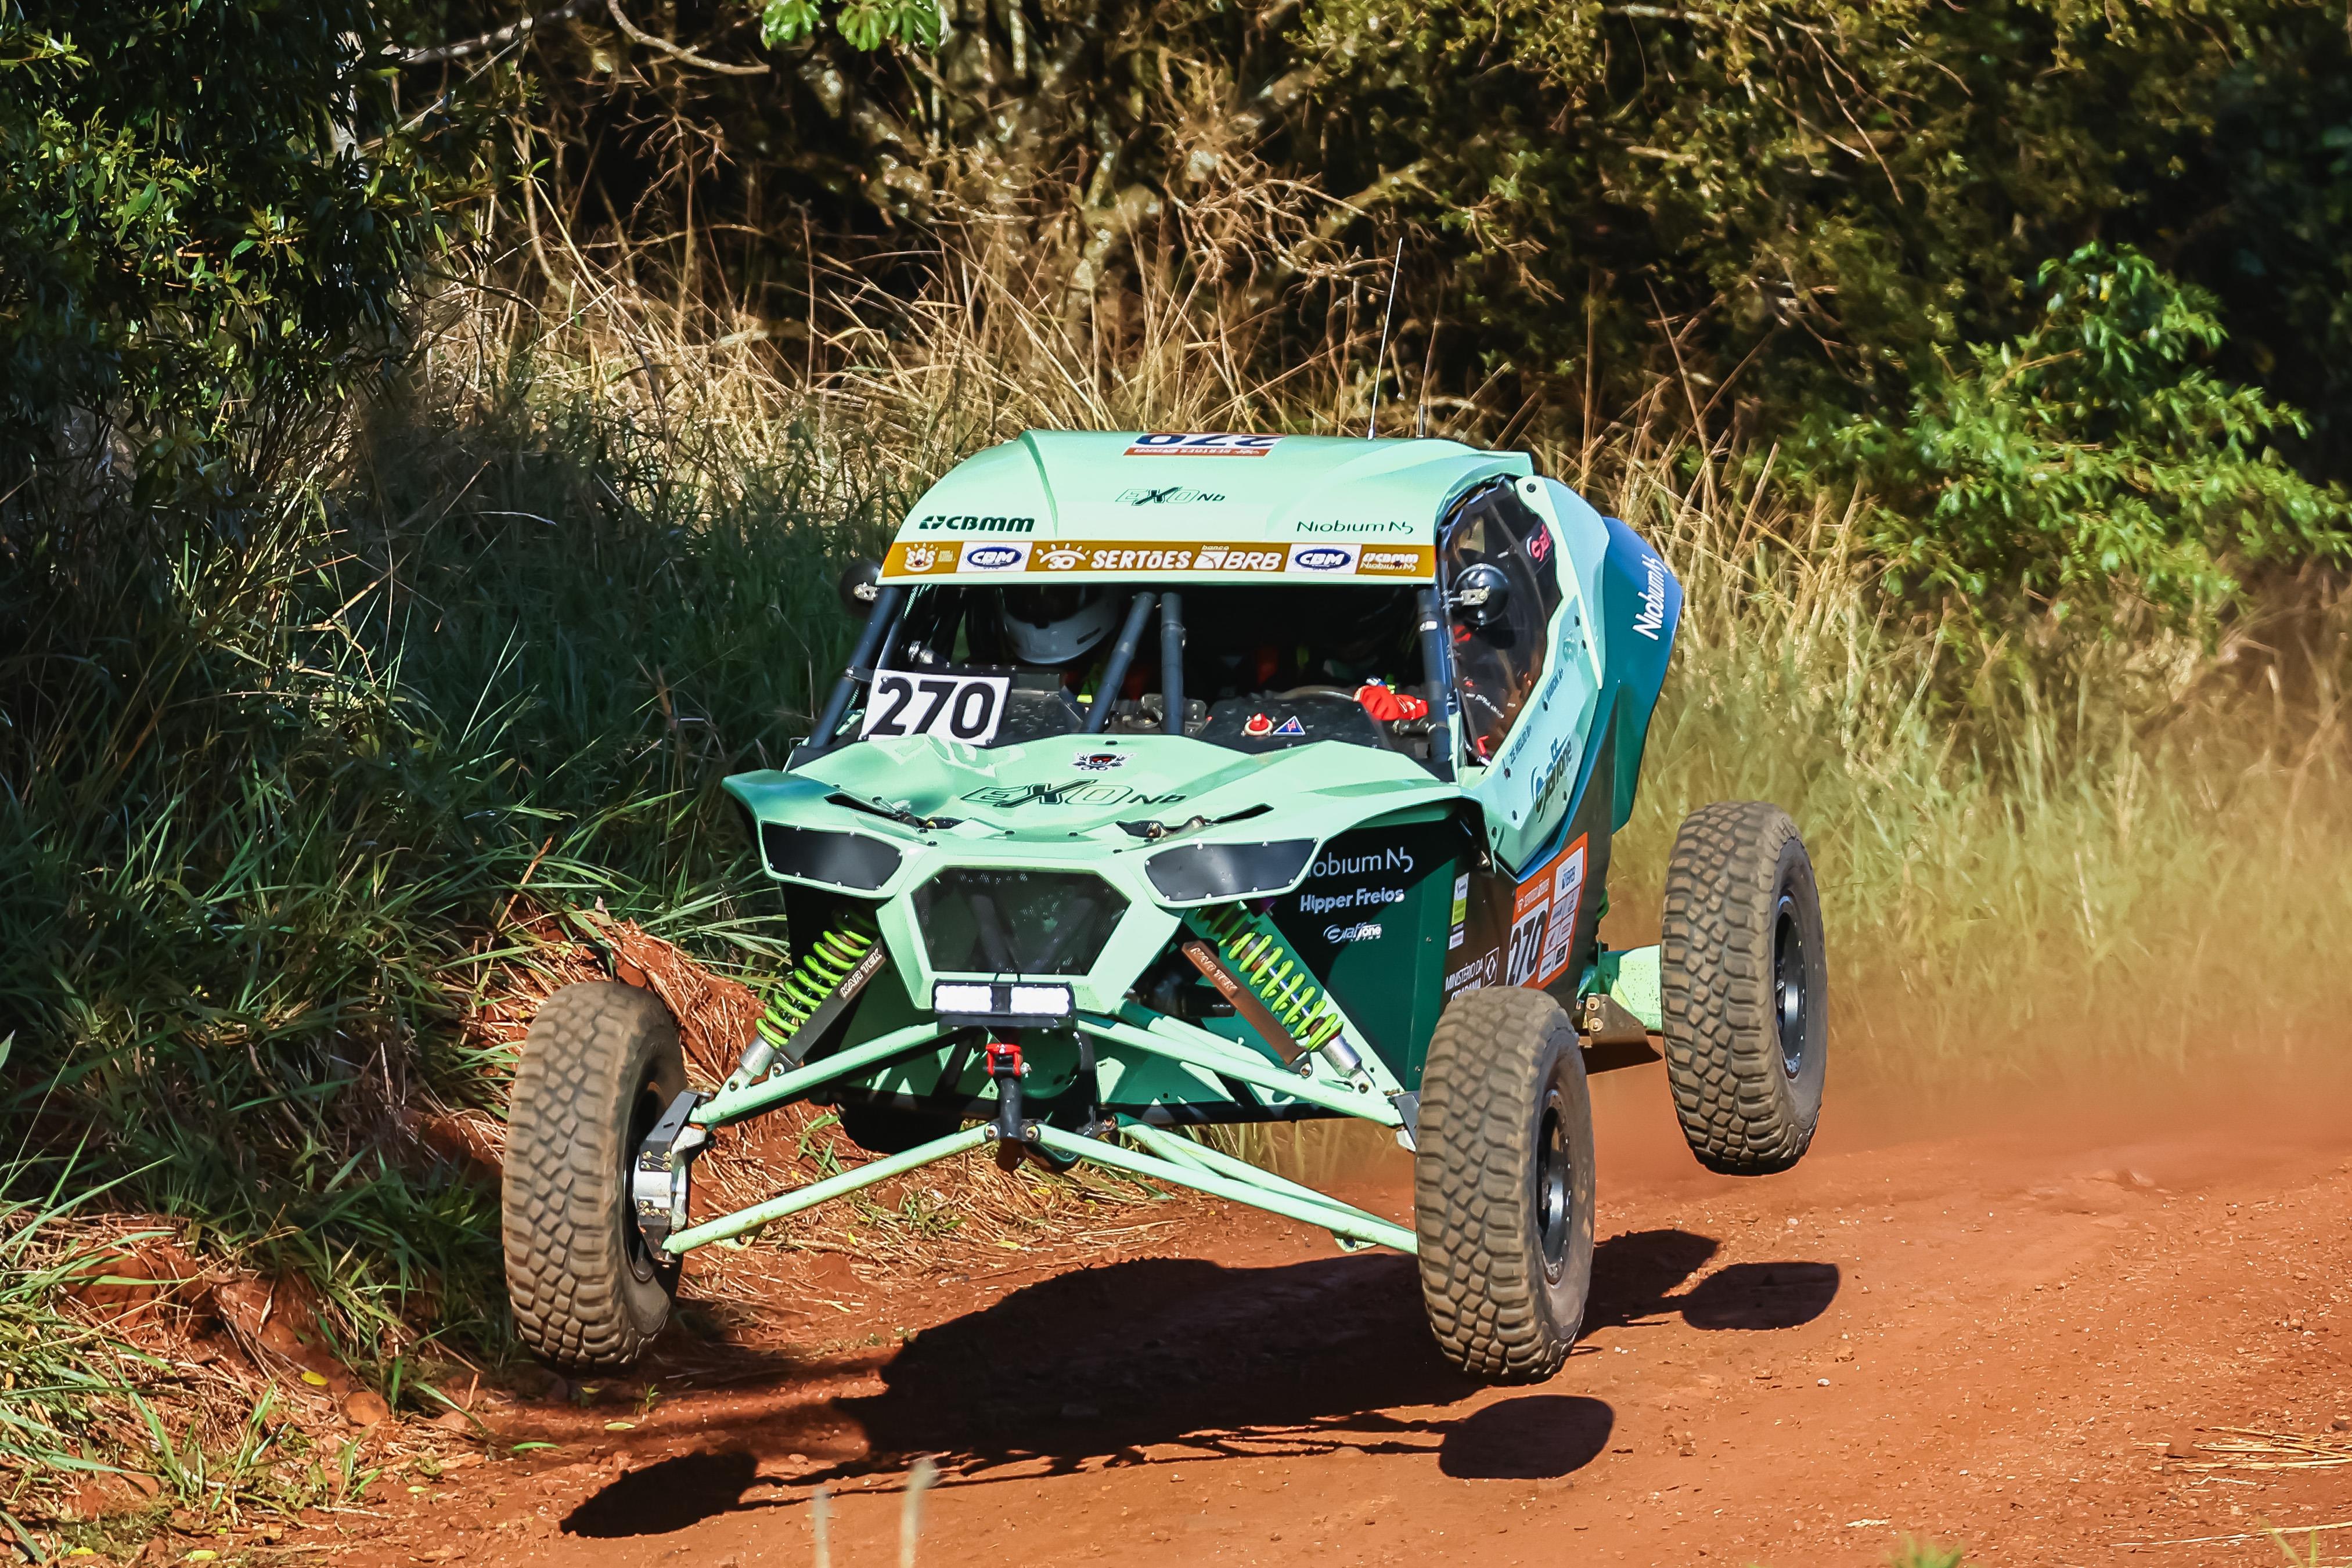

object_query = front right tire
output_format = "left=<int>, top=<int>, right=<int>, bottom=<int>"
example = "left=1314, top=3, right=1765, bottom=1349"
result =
left=1414, top=986, right=1597, bottom=1382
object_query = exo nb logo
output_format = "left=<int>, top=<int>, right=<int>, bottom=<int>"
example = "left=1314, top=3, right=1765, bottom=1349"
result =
left=961, top=780, right=1187, bottom=808
left=1115, top=486, right=1227, bottom=505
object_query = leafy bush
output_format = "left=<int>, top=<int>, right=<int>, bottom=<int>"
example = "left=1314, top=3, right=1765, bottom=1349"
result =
left=0, top=0, right=479, bottom=507
left=1804, top=246, right=2350, bottom=626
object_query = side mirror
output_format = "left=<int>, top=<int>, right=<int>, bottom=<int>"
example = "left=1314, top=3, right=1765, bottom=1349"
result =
left=1450, top=561, right=1512, bottom=630
left=837, top=558, right=884, bottom=619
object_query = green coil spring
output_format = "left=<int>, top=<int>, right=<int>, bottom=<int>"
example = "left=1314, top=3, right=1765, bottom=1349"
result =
left=1193, top=905, right=1346, bottom=1054
left=757, top=911, right=880, bottom=1048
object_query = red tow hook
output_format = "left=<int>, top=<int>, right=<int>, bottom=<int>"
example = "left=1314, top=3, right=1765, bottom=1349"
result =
left=986, top=1039, right=1028, bottom=1144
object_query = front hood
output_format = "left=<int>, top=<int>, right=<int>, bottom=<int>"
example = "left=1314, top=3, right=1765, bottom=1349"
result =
left=725, top=736, right=1460, bottom=1012
left=731, top=733, right=1450, bottom=842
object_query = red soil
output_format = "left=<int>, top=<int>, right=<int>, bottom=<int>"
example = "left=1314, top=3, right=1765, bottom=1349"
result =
left=311, top=1061, right=2352, bottom=1566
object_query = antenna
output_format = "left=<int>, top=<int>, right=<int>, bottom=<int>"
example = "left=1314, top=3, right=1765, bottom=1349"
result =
left=1366, top=237, right=1404, bottom=439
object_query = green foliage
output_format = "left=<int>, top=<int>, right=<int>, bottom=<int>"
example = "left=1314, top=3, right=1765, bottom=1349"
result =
left=0, top=347, right=888, bottom=1361
left=1804, top=245, right=2349, bottom=625
left=496, top=0, right=2352, bottom=485
left=759, top=0, right=939, bottom=52
left=0, top=0, right=476, bottom=504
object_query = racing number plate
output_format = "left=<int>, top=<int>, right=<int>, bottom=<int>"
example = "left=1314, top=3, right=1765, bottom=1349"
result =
left=860, top=668, right=1011, bottom=745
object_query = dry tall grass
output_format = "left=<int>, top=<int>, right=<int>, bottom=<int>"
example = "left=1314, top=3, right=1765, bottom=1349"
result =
left=419, top=239, right=2352, bottom=1088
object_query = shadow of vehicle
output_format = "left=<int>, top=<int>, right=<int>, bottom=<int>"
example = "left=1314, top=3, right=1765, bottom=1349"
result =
left=557, top=1225, right=1838, bottom=1522
left=1438, top=1395, right=1615, bottom=1479
left=1587, top=1228, right=1839, bottom=1332
left=560, top=1450, right=763, bottom=1537
left=835, top=1252, right=1480, bottom=1473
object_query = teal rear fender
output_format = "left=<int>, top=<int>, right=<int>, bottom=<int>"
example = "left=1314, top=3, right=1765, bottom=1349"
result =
left=1595, top=514, right=1683, bottom=831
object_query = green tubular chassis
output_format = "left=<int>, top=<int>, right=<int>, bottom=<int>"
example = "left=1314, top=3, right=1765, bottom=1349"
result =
left=502, top=431, right=1829, bottom=1382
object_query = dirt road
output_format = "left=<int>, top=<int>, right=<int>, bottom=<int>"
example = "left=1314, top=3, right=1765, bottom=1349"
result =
left=332, top=1061, right=2352, bottom=1566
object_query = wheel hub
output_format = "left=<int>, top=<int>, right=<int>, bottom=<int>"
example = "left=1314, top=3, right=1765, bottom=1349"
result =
left=1535, top=1090, right=1572, bottom=1274
left=1773, top=894, right=1809, bottom=1079
left=629, top=1088, right=709, bottom=1265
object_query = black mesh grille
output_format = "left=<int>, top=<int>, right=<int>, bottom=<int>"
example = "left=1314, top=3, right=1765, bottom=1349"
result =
left=912, top=868, right=1126, bottom=976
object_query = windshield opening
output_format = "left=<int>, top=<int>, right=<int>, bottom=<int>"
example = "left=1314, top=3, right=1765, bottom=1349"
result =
left=871, top=582, right=1440, bottom=759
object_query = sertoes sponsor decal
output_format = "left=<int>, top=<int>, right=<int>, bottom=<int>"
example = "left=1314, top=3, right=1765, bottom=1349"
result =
left=1038, top=545, right=1087, bottom=571
left=1272, top=715, right=1305, bottom=737
left=961, top=542, right=1031, bottom=571
left=1071, top=751, right=1125, bottom=773
left=1123, top=432, right=1283, bottom=457
left=1242, top=712, right=1273, bottom=738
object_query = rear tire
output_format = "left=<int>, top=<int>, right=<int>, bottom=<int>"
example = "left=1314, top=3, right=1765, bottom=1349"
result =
left=1659, top=801, right=1828, bottom=1174
left=1414, top=987, right=1596, bottom=1382
left=502, top=982, right=685, bottom=1369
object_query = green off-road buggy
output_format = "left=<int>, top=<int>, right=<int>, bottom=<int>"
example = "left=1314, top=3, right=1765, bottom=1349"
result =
left=502, top=432, right=1828, bottom=1381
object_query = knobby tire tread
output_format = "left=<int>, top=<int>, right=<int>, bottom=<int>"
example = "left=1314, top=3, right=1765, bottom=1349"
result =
left=1415, top=986, right=1590, bottom=1382
left=502, top=982, right=682, bottom=1369
left=1658, top=800, right=1820, bottom=1175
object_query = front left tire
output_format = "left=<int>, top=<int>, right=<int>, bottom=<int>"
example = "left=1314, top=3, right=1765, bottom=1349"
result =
left=503, top=982, right=685, bottom=1369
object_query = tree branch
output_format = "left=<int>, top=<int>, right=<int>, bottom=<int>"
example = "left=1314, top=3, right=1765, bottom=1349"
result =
left=401, top=0, right=593, bottom=66
left=604, top=0, right=771, bottom=75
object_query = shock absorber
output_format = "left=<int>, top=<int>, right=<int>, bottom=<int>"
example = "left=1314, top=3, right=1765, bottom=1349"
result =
left=723, top=910, right=887, bottom=1091
left=1185, top=906, right=1367, bottom=1083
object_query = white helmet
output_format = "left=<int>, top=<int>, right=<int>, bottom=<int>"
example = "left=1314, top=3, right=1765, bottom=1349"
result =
left=997, top=586, right=1123, bottom=666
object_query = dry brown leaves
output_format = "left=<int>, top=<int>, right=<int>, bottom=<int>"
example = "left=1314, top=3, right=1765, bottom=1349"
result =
left=7, top=1214, right=476, bottom=1538
left=2163, top=1428, right=2352, bottom=1472
left=453, top=907, right=1183, bottom=1298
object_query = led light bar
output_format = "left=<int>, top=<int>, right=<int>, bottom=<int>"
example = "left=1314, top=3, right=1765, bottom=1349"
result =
left=931, top=980, right=1075, bottom=1027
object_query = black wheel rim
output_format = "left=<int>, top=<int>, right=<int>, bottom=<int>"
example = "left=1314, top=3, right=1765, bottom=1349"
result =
left=622, top=1074, right=667, bottom=1282
left=1773, top=893, right=1809, bottom=1079
left=1535, top=1088, right=1571, bottom=1274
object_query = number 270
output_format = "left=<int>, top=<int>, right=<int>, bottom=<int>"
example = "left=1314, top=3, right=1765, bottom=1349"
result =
left=866, top=673, right=999, bottom=740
